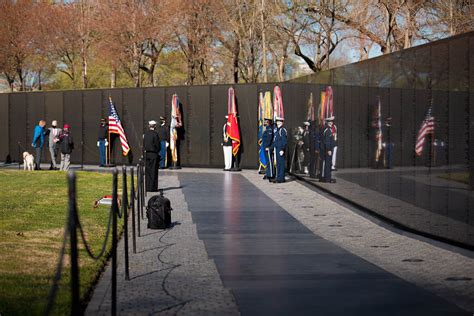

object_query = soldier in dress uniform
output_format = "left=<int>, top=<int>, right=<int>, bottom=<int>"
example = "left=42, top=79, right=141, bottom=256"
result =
left=222, top=115, right=233, bottom=171
left=320, top=116, right=336, bottom=183
left=262, top=118, right=274, bottom=180
left=158, top=116, right=170, bottom=169
left=143, top=120, right=161, bottom=192
left=273, top=117, right=287, bottom=183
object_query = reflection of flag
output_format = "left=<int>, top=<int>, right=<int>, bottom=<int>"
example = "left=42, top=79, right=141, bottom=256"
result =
left=273, top=86, right=284, bottom=120
left=170, top=94, right=182, bottom=163
left=307, top=92, right=315, bottom=121
left=227, top=87, right=240, bottom=156
left=258, top=92, right=266, bottom=168
left=373, top=97, right=383, bottom=162
left=415, top=106, right=435, bottom=156
left=108, top=97, right=130, bottom=155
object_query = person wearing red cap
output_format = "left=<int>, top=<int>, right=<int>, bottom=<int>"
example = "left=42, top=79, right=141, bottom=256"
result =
left=59, top=124, right=74, bottom=171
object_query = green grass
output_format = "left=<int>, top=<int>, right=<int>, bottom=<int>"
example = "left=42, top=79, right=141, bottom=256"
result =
left=438, top=172, right=470, bottom=185
left=0, top=170, right=129, bottom=315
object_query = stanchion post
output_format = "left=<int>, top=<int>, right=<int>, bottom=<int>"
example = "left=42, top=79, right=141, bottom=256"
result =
left=111, top=169, right=118, bottom=316
left=136, top=164, right=141, bottom=237
left=130, top=168, right=137, bottom=253
left=81, top=141, right=84, bottom=170
left=122, top=166, right=130, bottom=281
left=67, top=171, right=80, bottom=316
left=140, top=162, right=145, bottom=218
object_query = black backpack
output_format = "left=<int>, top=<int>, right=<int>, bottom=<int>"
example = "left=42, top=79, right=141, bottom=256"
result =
left=146, top=191, right=172, bottom=229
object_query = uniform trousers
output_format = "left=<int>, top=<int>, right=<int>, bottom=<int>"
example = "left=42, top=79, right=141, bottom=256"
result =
left=223, top=146, right=232, bottom=170
left=145, top=152, right=159, bottom=192
left=275, top=148, right=285, bottom=182
left=265, top=148, right=274, bottom=178
left=160, top=140, right=167, bottom=168
left=323, top=152, right=332, bottom=182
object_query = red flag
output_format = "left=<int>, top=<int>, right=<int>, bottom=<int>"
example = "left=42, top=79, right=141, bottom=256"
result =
left=227, top=87, right=240, bottom=156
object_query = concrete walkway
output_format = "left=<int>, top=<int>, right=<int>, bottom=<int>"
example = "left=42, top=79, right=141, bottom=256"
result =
left=86, top=169, right=473, bottom=315
left=85, top=174, right=239, bottom=315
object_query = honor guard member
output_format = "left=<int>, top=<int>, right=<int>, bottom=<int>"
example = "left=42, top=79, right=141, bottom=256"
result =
left=223, top=115, right=233, bottom=171
left=262, top=118, right=274, bottom=180
left=273, top=117, right=287, bottom=183
left=97, top=118, right=108, bottom=167
left=143, top=120, right=161, bottom=192
left=158, top=116, right=170, bottom=169
left=320, top=116, right=336, bottom=183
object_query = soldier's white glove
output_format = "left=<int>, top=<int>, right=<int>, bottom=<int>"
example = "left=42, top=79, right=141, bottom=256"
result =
left=166, top=142, right=169, bottom=147
left=97, top=141, right=100, bottom=147
left=105, top=140, right=109, bottom=146
left=279, top=150, right=284, bottom=156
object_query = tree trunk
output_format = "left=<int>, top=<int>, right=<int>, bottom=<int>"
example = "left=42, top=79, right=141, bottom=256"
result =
left=110, top=68, right=116, bottom=88
left=261, top=0, right=268, bottom=83
left=232, top=38, right=240, bottom=84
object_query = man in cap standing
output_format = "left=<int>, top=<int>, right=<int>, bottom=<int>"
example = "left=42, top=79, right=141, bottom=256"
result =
left=97, top=118, right=108, bottom=167
left=59, top=124, right=74, bottom=171
left=273, top=117, right=287, bottom=183
left=143, top=120, right=161, bottom=192
left=158, top=116, right=169, bottom=169
left=46, top=120, right=62, bottom=170
left=320, top=116, right=336, bottom=183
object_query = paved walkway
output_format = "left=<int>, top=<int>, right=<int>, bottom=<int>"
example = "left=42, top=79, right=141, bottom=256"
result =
left=299, top=166, right=474, bottom=247
left=86, top=169, right=473, bottom=315
left=85, top=174, right=239, bottom=315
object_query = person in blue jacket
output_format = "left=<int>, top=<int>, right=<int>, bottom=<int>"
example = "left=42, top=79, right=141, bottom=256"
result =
left=262, top=118, right=274, bottom=180
left=31, top=120, right=46, bottom=170
left=273, top=117, right=287, bottom=183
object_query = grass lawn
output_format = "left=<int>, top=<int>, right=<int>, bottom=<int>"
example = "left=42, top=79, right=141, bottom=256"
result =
left=438, top=172, right=470, bottom=185
left=0, top=170, right=128, bottom=315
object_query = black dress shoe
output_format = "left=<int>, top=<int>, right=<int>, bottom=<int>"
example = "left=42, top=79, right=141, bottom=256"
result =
left=263, top=175, right=268, bottom=179
left=276, top=180, right=285, bottom=183
left=269, top=178, right=276, bottom=183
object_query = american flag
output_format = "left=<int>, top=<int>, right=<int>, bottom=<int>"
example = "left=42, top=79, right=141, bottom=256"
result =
left=415, top=106, right=435, bottom=156
left=108, top=97, right=130, bottom=156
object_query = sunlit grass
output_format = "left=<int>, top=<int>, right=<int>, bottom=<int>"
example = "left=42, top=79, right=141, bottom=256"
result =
left=0, top=170, right=128, bottom=315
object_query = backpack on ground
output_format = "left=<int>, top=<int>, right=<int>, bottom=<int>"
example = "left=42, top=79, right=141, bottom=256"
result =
left=146, top=191, right=172, bottom=229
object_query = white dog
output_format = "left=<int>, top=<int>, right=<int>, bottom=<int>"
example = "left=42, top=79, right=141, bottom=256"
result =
left=23, top=151, right=35, bottom=171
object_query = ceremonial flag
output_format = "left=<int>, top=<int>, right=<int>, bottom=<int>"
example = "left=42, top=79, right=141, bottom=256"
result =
left=318, top=91, right=326, bottom=126
left=258, top=92, right=266, bottom=168
left=108, top=96, right=130, bottom=156
left=373, top=97, right=383, bottom=162
left=415, top=106, right=435, bottom=156
left=170, top=94, right=182, bottom=164
left=227, top=87, right=240, bottom=156
left=263, top=91, right=273, bottom=120
left=273, top=86, right=284, bottom=120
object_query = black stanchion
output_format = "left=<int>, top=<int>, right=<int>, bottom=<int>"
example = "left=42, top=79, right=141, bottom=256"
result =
left=130, top=168, right=137, bottom=253
left=136, top=164, right=141, bottom=237
left=140, top=162, right=145, bottom=219
left=122, top=166, right=130, bottom=281
left=81, top=141, right=84, bottom=170
left=111, top=169, right=118, bottom=316
left=67, top=171, right=80, bottom=316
